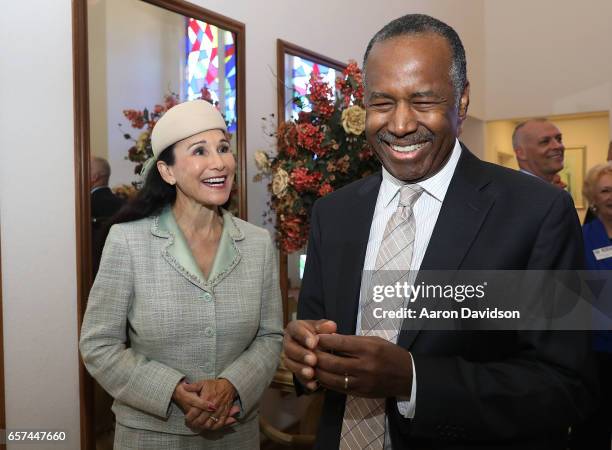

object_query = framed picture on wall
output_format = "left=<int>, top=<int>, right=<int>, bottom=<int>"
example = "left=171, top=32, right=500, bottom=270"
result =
left=559, top=146, right=586, bottom=208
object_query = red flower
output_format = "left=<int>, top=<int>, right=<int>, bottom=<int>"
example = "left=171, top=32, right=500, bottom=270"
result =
left=318, top=183, right=334, bottom=197
left=337, top=60, right=364, bottom=106
left=308, top=73, right=334, bottom=119
left=277, top=121, right=299, bottom=156
left=297, top=123, right=325, bottom=156
left=123, top=109, right=146, bottom=129
left=200, top=86, right=213, bottom=102
left=279, top=215, right=308, bottom=253
left=290, top=167, right=322, bottom=193
left=285, top=146, right=298, bottom=158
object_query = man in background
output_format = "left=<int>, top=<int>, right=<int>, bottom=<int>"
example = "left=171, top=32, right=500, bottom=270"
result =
left=90, top=156, right=124, bottom=274
left=512, top=118, right=567, bottom=189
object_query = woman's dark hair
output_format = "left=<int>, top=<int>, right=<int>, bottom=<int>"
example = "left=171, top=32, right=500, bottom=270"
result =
left=110, top=145, right=176, bottom=226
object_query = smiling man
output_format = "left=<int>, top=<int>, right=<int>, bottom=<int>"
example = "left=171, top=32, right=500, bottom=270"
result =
left=283, top=14, right=595, bottom=450
left=513, top=119, right=566, bottom=186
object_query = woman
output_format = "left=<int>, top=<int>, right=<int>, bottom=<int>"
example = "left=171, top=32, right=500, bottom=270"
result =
left=80, top=100, right=283, bottom=449
left=583, top=161, right=612, bottom=271
left=571, top=161, right=612, bottom=449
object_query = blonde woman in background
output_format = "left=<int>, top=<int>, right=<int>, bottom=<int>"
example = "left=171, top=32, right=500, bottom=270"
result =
left=570, top=161, right=612, bottom=449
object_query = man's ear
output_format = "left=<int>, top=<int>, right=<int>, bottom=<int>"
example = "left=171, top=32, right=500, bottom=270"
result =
left=514, top=146, right=526, bottom=162
left=157, top=160, right=176, bottom=186
left=458, top=82, right=470, bottom=121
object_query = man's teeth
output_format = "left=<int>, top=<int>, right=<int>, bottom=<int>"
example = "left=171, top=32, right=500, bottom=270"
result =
left=391, top=142, right=427, bottom=153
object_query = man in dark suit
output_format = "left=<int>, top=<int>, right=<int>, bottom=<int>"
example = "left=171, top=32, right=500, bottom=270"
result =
left=283, top=14, right=595, bottom=450
left=90, top=156, right=124, bottom=274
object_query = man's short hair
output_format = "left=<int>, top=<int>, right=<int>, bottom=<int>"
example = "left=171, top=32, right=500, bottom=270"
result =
left=512, top=118, right=549, bottom=149
left=91, top=156, right=111, bottom=180
left=362, top=14, right=467, bottom=105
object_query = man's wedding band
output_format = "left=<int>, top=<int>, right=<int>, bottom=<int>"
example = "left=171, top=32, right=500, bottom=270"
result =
left=210, top=416, right=219, bottom=423
left=344, top=375, right=349, bottom=390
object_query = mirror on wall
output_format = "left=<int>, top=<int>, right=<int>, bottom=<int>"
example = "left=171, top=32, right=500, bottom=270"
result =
left=73, top=1, right=245, bottom=448
left=275, top=40, right=346, bottom=326
left=88, top=0, right=246, bottom=215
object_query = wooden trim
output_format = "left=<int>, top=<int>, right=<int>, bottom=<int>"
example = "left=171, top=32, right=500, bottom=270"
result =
left=72, top=0, right=94, bottom=448
left=142, top=0, right=244, bottom=34
left=73, top=1, right=247, bottom=448
left=276, top=39, right=346, bottom=126
left=143, top=0, right=248, bottom=219
left=277, top=39, right=346, bottom=75
left=275, top=40, right=346, bottom=326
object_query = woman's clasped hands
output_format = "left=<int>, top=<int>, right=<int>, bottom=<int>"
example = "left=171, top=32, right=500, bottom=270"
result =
left=172, top=378, right=240, bottom=432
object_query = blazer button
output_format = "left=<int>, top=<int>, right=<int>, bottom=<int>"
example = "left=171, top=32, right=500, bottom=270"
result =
left=200, top=292, right=213, bottom=302
left=204, top=327, right=215, bottom=337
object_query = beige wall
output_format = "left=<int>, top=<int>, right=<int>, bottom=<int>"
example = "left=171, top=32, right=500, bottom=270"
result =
left=461, top=115, right=486, bottom=159
left=484, top=0, right=612, bottom=121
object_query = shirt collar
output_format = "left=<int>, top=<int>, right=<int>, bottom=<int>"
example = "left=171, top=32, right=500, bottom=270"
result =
left=380, top=138, right=462, bottom=208
left=90, top=185, right=108, bottom=194
left=519, top=168, right=537, bottom=177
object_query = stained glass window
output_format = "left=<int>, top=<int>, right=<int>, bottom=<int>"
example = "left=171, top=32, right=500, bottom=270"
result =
left=186, top=18, right=237, bottom=132
left=285, top=55, right=337, bottom=121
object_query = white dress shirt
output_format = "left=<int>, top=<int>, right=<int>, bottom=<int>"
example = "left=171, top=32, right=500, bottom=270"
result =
left=354, top=139, right=461, bottom=446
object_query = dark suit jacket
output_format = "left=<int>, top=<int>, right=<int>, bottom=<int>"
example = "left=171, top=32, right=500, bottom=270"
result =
left=91, top=186, right=124, bottom=221
left=91, top=187, right=125, bottom=275
left=298, top=145, right=596, bottom=449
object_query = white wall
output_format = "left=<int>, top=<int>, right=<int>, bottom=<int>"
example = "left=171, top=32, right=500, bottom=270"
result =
left=0, top=1, right=81, bottom=449
left=484, top=0, right=612, bottom=121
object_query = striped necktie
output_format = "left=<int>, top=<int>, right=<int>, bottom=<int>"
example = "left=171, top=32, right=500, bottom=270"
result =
left=340, top=184, right=423, bottom=450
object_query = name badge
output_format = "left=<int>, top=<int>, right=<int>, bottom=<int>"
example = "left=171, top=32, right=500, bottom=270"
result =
left=593, top=245, right=612, bottom=261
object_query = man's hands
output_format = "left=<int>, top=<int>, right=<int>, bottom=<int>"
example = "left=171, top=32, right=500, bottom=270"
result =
left=316, top=333, right=413, bottom=398
left=283, top=319, right=413, bottom=399
left=283, top=319, right=337, bottom=391
left=172, top=379, right=239, bottom=433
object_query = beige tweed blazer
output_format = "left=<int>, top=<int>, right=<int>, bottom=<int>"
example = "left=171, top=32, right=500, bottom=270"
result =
left=80, top=207, right=283, bottom=445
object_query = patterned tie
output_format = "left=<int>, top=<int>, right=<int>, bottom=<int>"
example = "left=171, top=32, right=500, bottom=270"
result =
left=340, top=184, right=423, bottom=450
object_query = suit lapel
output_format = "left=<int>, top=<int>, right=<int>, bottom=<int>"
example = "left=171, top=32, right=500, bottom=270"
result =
left=398, top=146, right=496, bottom=349
left=335, top=174, right=382, bottom=335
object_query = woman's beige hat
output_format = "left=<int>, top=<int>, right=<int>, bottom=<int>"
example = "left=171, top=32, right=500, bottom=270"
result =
left=151, top=99, right=227, bottom=157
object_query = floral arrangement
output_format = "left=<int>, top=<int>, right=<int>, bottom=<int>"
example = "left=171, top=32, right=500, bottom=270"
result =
left=120, top=93, right=180, bottom=175
left=254, top=61, right=379, bottom=253
left=112, top=184, right=138, bottom=200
